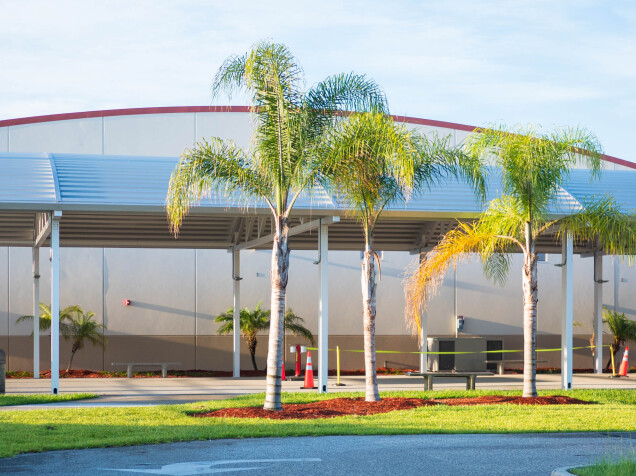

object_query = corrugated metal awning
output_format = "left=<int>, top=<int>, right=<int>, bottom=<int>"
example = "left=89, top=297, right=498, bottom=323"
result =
left=0, top=152, right=634, bottom=251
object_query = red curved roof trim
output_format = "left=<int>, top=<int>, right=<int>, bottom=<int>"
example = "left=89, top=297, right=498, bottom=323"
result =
left=0, top=106, right=633, bottom=169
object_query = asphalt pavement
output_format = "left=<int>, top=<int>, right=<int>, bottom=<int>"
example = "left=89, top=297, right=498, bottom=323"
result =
left=2, top=433, right=634, bottom=475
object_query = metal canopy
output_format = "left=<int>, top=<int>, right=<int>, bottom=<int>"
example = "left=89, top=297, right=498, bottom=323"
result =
left=1, top=152, right=635, bottom=253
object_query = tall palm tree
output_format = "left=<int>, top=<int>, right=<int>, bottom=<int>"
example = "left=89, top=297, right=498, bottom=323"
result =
left=603, top=307, right=636, bottom=370
left=321, top=112, right=485, bottom=401
left=405, top=125, right=636, bottom=397
left=167, top=42, right=386, bottom=410
left=215, top=303, right=314, bottom=371
left=18, top=304, right=107, bottom=372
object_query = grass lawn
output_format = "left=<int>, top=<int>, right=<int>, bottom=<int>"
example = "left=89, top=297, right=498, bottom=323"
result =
left=571, top=452, right=636, bottom=476
left=0, top=389, right=634, bottom=458
left=0, top=394, right=98, bottom=407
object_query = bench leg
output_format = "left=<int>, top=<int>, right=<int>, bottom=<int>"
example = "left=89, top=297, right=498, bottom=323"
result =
left=468, top=376, right=476, bottom=390
left=498, top=363, right=504, bottom=375
left=127, top=365, right=133, bottom=378
left=424, top=376, right=433, bottom=391
left=161, top=365, right=167, bottom=378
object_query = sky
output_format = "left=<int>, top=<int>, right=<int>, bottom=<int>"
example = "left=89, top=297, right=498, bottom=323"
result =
left=1, top=0, right=635, bottom=163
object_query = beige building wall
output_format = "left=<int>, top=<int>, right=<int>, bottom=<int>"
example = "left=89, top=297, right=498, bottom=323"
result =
left=0, top=111, right=634, bottom=372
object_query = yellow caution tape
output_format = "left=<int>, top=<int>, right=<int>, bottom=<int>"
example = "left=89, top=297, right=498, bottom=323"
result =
left=305, top=345, right=611, bottom=355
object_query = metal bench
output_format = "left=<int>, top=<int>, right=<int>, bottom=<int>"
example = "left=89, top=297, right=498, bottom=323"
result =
left=485, top=360, right=547, bottom=375
left=406, top=371, right=493, bottom=390
left=111, top=362, right=181, bottom=378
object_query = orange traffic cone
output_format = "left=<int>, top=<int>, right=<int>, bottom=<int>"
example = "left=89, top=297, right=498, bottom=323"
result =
left=301, top=351, right=317, bottom=389
left=281, top=359, right=286, bottom=381
left=618, top=346, right=630, bottom=377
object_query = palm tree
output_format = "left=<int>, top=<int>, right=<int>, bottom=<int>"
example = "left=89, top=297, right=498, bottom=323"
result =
left=18, top=304, right=107, bottom=372
left=321, top=112, right=485, bottom=401
left=63, top=307, right=107, bottom=372
left=215, top=303, right=314, bottom=371
left=167, top=41, right=386, bottom=410
left=406, top=125, right=636, bottom=397
left=603, top=307, right=636, bottom=370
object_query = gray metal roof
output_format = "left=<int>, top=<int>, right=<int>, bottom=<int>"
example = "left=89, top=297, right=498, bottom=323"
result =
left=0, top=152, right=634, bottom=251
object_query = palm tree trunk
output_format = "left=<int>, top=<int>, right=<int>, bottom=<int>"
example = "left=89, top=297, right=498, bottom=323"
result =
left=522, top=221, right=538, bottom=397
left=264, top=216, right=289, bottom=411
left=67, top=342, right=79, bottom=372
left=248, top=337, right=258, bottom=371
left=362, top=232, right=380, bottom=402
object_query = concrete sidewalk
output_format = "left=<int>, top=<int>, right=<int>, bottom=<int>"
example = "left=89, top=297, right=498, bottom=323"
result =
left=3, top=373, right=634, bottom=408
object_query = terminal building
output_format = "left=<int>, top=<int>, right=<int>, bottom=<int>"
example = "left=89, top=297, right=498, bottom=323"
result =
left=0, top=106, right=634, bottom=377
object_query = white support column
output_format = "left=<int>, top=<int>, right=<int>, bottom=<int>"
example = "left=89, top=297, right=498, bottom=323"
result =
left=593, top=251, right=603, bottom=374
left=419, top=310, right=428, bottom=372
left=318, top=222, right=329, bottom=393
left=32, top=247, right=40, bottom=379
left=232, top=248, right=241, bottom=378
left=418, top=252, right=428, bottom=372
left=561, top=232, right=573, bottom=390
left=50, top=211, right=61, bottom=394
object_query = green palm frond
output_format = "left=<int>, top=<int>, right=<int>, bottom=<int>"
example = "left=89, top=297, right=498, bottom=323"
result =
left=167, top=139, right=272, bottom=233
left=557, top=196, right=636, bottom=259
left=465, top=124, right=603, bottom=220
left=17, top=303, right=78, bottom=335
left=167, top=41, right=387, bottom=232
left=215, top=302, right=271, bottom=340
left=603, top=307, right=636, bottom=347
left=283, top=309, right=314, bottom=345
left=405, top=220, right=513, bottom=333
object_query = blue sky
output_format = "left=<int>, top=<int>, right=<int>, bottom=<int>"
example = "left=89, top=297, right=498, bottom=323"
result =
left=1, top=1, right=634, bottom=163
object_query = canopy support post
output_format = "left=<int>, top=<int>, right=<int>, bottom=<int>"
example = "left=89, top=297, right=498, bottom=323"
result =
left=561, top=232, right=573, bottom=390
left=32, top=247, right=40, bottom=379
left=418, top=252, right=428, bottom=373
left=232, top=248, right=241, bottom=378
left=593, top=251, right=604, bottom=374
left=50, top=211, right=61, bottom=394
left=318, top=221, right=329, bottom=393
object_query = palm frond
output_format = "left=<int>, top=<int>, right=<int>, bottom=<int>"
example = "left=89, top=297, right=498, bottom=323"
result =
left=464, top=124, right=603, bottom=220
left=283, top=309, right=315, bottom=345
left=404, top=219, right=517, bottom=336
left=166, top=139, right=272, bottom=234
left=555, top=196, right=636, bottom=259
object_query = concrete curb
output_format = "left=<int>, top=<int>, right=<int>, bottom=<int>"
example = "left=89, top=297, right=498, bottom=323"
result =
left=551, top=465, right=584, bottom=476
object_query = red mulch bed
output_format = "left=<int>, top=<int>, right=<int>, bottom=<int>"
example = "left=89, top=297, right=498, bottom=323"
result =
left=192, top=395, right=592, bottom=420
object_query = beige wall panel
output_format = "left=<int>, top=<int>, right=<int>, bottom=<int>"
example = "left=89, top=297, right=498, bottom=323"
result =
left=104, top=113, right=195, bottom=156
left=196, top=334, right=277, bottom=372
left=8, top=247, right=102, bottom=336
left=409, top=124, right=455, bottom=142
left=7, top=334, right=626, bottom=372
left=453, top=129, right=472, bottom=147
left=0, top=248, right=7, bottom=339
left=9, top=335, right=103, bottom=372
left=0, top=335, right=7, bottom=368
left=8, top=118, right=102, bottom=154
left=535, top=256, right=562, bottom=335
left=456, top=254, right=524, bottom=336
left=104, top=336, right=195, bottom=371
left=9, top=247, right=50, bottom=336
left=0, top=127, right=8, bottom=151
left=425, top=266, right=456, bottom=335
left=195, top=249, right=232, bottom=336
left=374, top=251, right=414, bottom=335
left=617, top=258, right=636, bottom=319
left=103, top=248, right=195, bottom=335
left=195, top=112, right=254, bottom=151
